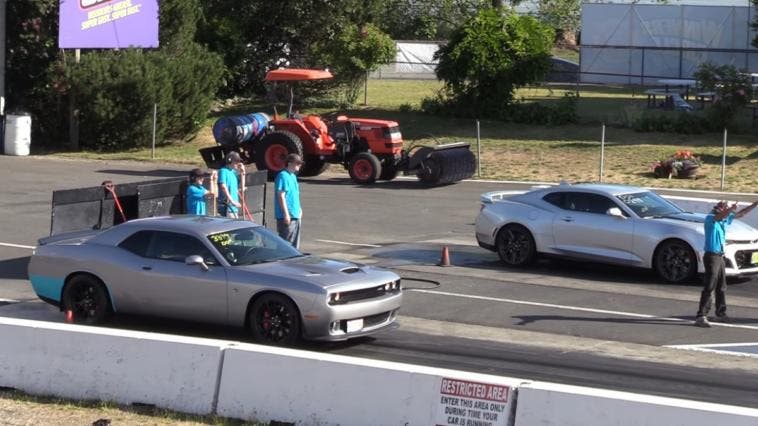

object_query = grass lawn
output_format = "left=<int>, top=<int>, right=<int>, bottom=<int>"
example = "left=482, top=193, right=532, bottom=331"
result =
left=50, top=79, right=758, bottom=193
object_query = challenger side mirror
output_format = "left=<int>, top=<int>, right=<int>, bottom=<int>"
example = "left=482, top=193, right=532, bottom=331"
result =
left=607, top=207, right=626, bottom=219
left=185, top=254, right=209, bottom=271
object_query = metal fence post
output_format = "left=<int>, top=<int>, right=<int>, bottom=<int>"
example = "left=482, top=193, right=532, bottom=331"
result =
left=720, top=128, right=727, bottom=190
left=476, top=120, right=481, bottom=178
left=151, top=103, right=157, bottom=160
left=599, top=123, right=606, bottom=182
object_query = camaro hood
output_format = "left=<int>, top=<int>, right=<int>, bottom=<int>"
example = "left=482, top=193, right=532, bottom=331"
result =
left=655, top=213, right=758, bottom=240
left=236, top=255, right=394, bottom=287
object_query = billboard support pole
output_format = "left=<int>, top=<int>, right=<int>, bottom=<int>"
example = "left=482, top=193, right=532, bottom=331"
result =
left=68, top=49, right=80, bottom=150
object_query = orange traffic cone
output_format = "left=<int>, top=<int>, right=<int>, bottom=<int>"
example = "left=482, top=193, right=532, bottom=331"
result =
left=438, top=246, right=451, bottom=267
left=65, top=310, right=74, bottom=323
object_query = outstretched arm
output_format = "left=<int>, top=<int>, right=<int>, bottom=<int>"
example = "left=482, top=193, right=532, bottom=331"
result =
left=735, top=201, right=758, bottom=219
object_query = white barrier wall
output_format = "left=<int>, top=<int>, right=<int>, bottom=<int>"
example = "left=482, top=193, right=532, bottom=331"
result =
left=216, top=344, right=521, bottom=426
left=0, top=317, right=226, bottom=414
left=514, top=381, right=758, bottom=426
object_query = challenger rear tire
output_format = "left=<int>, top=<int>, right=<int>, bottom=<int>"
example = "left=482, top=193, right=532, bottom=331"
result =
left=249, top=293, right=301, bottom=346
left=495, top=224, right=536, bottom=267
left=256, top=131, right=304, bottom=180
left=654, top=239, right=697, bottom=283
left=349, top=152, right=382, bottom=184
left=62, top=275, right=110, bottom=325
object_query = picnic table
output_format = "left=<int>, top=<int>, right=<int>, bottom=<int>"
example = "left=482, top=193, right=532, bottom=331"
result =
left=657, top=79, right=697, bottom=100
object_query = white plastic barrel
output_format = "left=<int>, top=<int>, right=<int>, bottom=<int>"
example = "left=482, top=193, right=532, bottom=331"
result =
left=4, top=114, right=32, bottom=156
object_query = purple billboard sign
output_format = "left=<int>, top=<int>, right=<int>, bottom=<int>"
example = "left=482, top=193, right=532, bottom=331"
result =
left=59, top=0, right=159, bottom=48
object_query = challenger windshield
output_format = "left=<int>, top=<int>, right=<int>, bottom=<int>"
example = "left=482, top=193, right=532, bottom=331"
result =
left=616, top=191, right=684, bottom=218
left=207, top=226, right=303, bottom=266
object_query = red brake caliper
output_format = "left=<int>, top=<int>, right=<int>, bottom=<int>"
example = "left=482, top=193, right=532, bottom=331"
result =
left=262, top=307, right=271, bottom=331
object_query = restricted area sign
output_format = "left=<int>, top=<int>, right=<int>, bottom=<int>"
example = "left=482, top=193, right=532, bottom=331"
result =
left=436, top=377, right=510, bottom=426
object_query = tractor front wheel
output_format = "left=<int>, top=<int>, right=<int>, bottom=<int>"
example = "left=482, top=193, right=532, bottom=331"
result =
left=349, top=153, right=382, bottom=185
left=256, top=131, right=304, bottom=180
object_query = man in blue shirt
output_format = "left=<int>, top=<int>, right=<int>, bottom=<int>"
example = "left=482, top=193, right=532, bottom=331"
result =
left=695, top=200, right=758, bottom=327
left=275, top=153, right=304, bottom=248
left=186, top=168, right=214, bottom=215
left=218, top=151, right=245, bottom=218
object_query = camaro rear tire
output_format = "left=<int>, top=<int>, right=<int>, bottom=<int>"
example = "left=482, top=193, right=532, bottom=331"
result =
left=249, top=293, right=301, bottom=345
left=496, top=224, right=537, bottom=267
left=62, top=275, right=110, bottom=325
left=654, top=240, right=697, bottom=283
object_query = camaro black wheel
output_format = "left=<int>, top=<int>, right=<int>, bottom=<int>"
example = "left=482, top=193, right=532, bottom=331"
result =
left=62, top=275, right=110, bottom=325
left=249, top=293, right=301, bottom=345
left=655, top=239, right=697, bottom=283
left=496, top=224, right=536, bottom=267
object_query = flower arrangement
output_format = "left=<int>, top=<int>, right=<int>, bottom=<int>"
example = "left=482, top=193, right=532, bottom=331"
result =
left=651, top=150, right=703, bottom=179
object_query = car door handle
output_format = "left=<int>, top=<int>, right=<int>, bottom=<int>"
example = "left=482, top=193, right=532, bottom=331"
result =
left=141, top=266, right=152, bottom=271
left=561, top=216, right=574, bottom=222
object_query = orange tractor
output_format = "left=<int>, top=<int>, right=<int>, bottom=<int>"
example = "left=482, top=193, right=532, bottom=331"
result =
left=200, top=68, right=476, bottom=185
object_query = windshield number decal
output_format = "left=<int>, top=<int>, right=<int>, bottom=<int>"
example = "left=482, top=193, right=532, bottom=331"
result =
left=210, top=233, right=232, bottom=247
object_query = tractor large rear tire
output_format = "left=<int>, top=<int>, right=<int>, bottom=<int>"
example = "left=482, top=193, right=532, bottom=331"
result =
left=349, top=152, right=382, bottom=185
left=300, top=155, right=330, bottom=177
left=256, top=131, right=304, bottom=180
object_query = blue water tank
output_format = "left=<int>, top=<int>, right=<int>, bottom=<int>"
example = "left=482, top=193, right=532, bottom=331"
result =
left=212, top=112, right=270, bottom=147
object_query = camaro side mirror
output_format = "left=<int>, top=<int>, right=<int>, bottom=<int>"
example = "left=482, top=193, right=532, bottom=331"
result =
left=185, top=254, right=209, bottom=271
left=607, top=207, right=626, bottom=218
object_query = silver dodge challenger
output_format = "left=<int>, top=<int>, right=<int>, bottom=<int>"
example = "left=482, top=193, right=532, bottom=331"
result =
left=476, top=183, right=758, bottom=283
left=28, top=216, right=402, bottom=344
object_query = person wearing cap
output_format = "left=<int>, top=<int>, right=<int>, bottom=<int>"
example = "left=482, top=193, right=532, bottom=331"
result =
left=695, top=199, right=758, bottom=327
left=218, top=151, right=245, bottom=218
left=186, top=168, right=214, bottom=215
left=275, top=153, right=304, bottom=248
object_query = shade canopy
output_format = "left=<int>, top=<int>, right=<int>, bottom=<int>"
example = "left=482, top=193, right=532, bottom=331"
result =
left=265, top=69, right=334, bottom=82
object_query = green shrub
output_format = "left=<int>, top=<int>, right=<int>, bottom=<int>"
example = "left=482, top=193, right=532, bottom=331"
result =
left=431, top=8, right=554, bottom=118
left=693, top=62, right=752, bottom=130
left=632, top=110, right=710, bottom=134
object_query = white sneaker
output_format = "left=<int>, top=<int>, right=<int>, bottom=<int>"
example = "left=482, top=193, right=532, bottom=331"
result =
left=694, top=316, right=711, bottom=328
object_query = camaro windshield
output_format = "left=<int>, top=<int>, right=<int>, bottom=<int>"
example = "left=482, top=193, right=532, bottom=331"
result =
left=616, top=191, right=684, bottom=218
left=207, top=226, right=303, bottom=266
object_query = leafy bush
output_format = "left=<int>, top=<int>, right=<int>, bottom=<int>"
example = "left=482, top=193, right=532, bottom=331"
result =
left=693, top=62, right=752, bottom=130
left=431, top=8, right=554, bottom=118
left=504, top=91, right=579, bottom=125
left=632, top=110, right=710, bottom=134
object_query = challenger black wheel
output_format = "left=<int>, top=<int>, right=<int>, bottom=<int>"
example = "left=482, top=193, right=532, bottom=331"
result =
left=349, top=152, right=382, bottom=184
left=299, top=155, right=329, bottom=177
left=654, top=239, right=697, bottom=283
left=255, top=131, right=304, bottom=180
left=249, top=293, right=301, bottom=345
left=496, top=224, right=536, bottom=267
left=62, top=275, right=110, bottom=325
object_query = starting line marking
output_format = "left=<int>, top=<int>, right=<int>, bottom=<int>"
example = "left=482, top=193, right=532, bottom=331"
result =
left=409, top=289, right=758, bottom=331
left=314, top=239, right=382, bottom=248
left=0, top=242, right=36, bottom=250
left=666, top=343, right=758, bottom=359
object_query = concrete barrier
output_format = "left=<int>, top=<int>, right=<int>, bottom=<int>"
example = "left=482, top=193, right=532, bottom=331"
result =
left=216, top=343, right=522, bottom=425
left=0, top=317, right=226, bottom=415
left=514, top=381, right=758, bottom=426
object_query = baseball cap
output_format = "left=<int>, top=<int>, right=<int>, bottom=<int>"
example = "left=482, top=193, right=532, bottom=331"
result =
left=226, top=151, right=242, bottom=163
left=189, top=168, right=209, bottom=178
left=287, top=153, right=305, bottom=165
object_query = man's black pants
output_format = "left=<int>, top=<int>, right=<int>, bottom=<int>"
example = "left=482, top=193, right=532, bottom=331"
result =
left=696, top=252, right=727, bottom=317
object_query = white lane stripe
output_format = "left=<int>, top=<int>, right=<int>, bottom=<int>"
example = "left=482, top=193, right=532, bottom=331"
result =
left=0, top=298, right=19, bottom=303
left=668, top=342, right=758, bottom=349
left=663, top=347, right=758, bottom=359
left=314, top=239, right=382, bottom=248
left=409, top=289, right=758, bottom=331
left=0, top=242, right=36, bottom=250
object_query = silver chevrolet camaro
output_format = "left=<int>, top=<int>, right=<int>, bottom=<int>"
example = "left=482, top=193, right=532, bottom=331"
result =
left=476, top=183, right=758, bottom=283
left=28, top=216, right=402, bottom=344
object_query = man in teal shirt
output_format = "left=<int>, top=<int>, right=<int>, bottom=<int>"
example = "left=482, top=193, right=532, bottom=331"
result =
left=695, top=200, right=758, bottom=327
left=275, top=153, right=304, bottom=248
left=218, top=151, right=245, bottom=218
left=186, top=168, right=213, bottom=215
